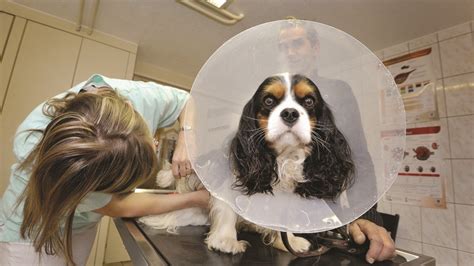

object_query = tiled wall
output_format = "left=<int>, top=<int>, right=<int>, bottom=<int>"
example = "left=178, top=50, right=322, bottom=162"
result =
left=375, top=21, right=474, bottom=266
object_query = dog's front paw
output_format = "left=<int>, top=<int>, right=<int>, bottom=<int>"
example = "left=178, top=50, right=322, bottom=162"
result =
left=205, top=236, right=249, bottom=254
left=289, top=235, right=311, bottom=252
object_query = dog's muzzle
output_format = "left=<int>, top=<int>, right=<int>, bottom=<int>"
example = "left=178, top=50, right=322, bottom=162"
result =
left=280, top=108, right=299, bottom=127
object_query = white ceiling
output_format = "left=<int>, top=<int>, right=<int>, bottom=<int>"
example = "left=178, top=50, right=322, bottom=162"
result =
left=10, top=0, right=474, bottom=79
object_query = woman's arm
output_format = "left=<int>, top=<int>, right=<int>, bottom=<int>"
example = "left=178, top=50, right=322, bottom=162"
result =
left=172, top=99, right=196, bottom=178
left=94, top=190, right=209, bottom=218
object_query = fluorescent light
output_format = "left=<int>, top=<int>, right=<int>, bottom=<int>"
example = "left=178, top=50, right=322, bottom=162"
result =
left=178, top=0, right=244, bottom=25
left=206, top=0, right=227, bottom=8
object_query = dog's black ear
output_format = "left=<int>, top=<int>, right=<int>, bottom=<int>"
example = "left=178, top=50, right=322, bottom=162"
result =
left=230, top=98, right=277, bottom=195
left=295, top=102, right=355, bottom=200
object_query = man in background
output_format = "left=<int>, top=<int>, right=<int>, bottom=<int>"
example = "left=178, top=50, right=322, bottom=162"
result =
left=278, top=18, right=396, bottom=264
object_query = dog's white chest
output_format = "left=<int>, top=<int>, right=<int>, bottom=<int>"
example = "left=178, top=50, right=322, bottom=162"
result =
left=275, top=149, right=306, bottom=192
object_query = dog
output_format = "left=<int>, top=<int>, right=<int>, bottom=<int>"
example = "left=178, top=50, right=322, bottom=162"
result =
left=140, top=74, right=354, bottom=254
left=138, top=161, right=210, bottom=231
left=230, top=74, right=354, bottom=199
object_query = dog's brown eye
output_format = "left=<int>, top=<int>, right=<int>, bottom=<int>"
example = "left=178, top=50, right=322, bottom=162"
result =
left=304, top=97, right=315, bottom=107
left=264, top=97, right=275, bottom=107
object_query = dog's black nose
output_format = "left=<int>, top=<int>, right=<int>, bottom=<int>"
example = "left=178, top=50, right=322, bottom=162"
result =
left=280, top=108, right=299, bottom=126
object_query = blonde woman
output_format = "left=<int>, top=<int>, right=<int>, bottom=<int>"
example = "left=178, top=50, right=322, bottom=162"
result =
left=0, top=74, right=209, bottom=265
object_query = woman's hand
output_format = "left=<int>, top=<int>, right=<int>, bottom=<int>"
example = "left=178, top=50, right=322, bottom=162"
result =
left=172, top=130, right=192, bottom=178
left=349, top=219, right=396, bottom=264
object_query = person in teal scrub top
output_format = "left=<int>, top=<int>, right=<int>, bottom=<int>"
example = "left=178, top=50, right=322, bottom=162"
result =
left=0, top=74, right=209, bottom=265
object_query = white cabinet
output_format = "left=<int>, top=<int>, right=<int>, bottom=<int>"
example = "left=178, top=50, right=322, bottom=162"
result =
left=0, top=14, right=25, bottom=182
left=0, top=13, right=26, bottom=111
left=104, top=218, right=131, bottom=263
left=0, top=21, right=82, bottom=194
left=74, top=38, right=131, bottom=84
left=0, top=12, right=14, bottom=59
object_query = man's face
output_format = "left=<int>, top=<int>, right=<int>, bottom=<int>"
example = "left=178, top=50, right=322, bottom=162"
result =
left=278, top=27, right=318, bottom=75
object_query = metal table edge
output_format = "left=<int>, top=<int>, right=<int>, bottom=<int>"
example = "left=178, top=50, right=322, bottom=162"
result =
left=396, top=248, right=436, bottom=266
left=114, top=218, right=435, bottom=266
left=114, top=218, right=168, bottom=266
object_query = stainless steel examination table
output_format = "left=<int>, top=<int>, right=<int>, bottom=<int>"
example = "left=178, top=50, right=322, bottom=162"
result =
left=114, top=218, right=435, bottom=266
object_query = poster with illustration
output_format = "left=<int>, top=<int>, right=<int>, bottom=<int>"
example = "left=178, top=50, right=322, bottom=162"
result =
left=384, top=48, right=438, bottom=124
left=384, top=126, right=446, bottom=208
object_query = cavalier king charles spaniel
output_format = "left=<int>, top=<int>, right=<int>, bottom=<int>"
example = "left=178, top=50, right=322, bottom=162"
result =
left=230, top=73, right=354, bottom=198
left=141, top=74, right=354, bottom=254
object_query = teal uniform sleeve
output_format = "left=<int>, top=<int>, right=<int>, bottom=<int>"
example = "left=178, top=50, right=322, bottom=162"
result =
left=94, top=74, right=190, bottom=134
left=76, top=192, right=113, bottom=213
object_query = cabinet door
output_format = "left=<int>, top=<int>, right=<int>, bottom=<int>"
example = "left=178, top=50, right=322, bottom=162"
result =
left=0, top=12, right=14, bottom=59
left=0, top=14, right=26, bottom=111
left=73, top=38, right=130, bottom=84
left=0, top=21, right=81, bottom=193
left=0, top=15, right=26, bottom=192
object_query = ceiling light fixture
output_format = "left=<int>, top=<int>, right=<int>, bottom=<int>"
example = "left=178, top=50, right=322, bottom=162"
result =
left=205, top=0, right=228, bottom=8
left=177, top=0, right=244, bottom=25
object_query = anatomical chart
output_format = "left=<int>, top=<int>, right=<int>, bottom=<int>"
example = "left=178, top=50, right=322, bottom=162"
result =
left=385, top=126, right=446, bottom=208
left=384, top=47, right=438, bottom=124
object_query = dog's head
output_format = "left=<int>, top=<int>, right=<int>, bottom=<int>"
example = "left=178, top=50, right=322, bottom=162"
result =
left=230, top=74, right=354, bottom=199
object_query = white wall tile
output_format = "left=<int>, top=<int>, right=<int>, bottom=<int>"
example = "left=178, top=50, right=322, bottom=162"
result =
left=392, top=203, right=422, bottom=241
left=429, top=44, right=443, bottom=80
left=423, top=244, right=458, bottom=266
left=384, top=43, right=409, bottom=59
left=440, top=33, right=474, bottom=78
left=445, top=73, right=474, bottom=117
left=436, top=79, right=447, bottom=118
left=377, top=199, right=392, bottom=214
left=422, top=203, right=457, bottom=249
left=409, top=33, right=438, bottom=50
left=396, top=238, right=422, bottom=253
left=438, top=22, right=472, bottom=41
left=452, top=160, right=474, bottom=205
left=458, top=251, right=474, bottom=266
left=448, top=115, right=474, bottom=159
left=455, top=204, right=474, bottom=253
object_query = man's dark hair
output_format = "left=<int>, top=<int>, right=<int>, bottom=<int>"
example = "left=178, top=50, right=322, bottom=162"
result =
left=280, top=18, right=320, bottom=47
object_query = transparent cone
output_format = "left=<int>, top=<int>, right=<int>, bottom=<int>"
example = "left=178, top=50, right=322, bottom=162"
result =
left=184, top=20, right=405, bottom=233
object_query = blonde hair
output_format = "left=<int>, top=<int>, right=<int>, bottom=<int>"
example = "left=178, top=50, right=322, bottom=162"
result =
left=19, top=89, right=158, bottom=264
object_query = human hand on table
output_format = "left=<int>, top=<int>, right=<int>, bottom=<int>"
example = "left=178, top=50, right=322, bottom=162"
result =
left=349, top=219, right=396, bottom=264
